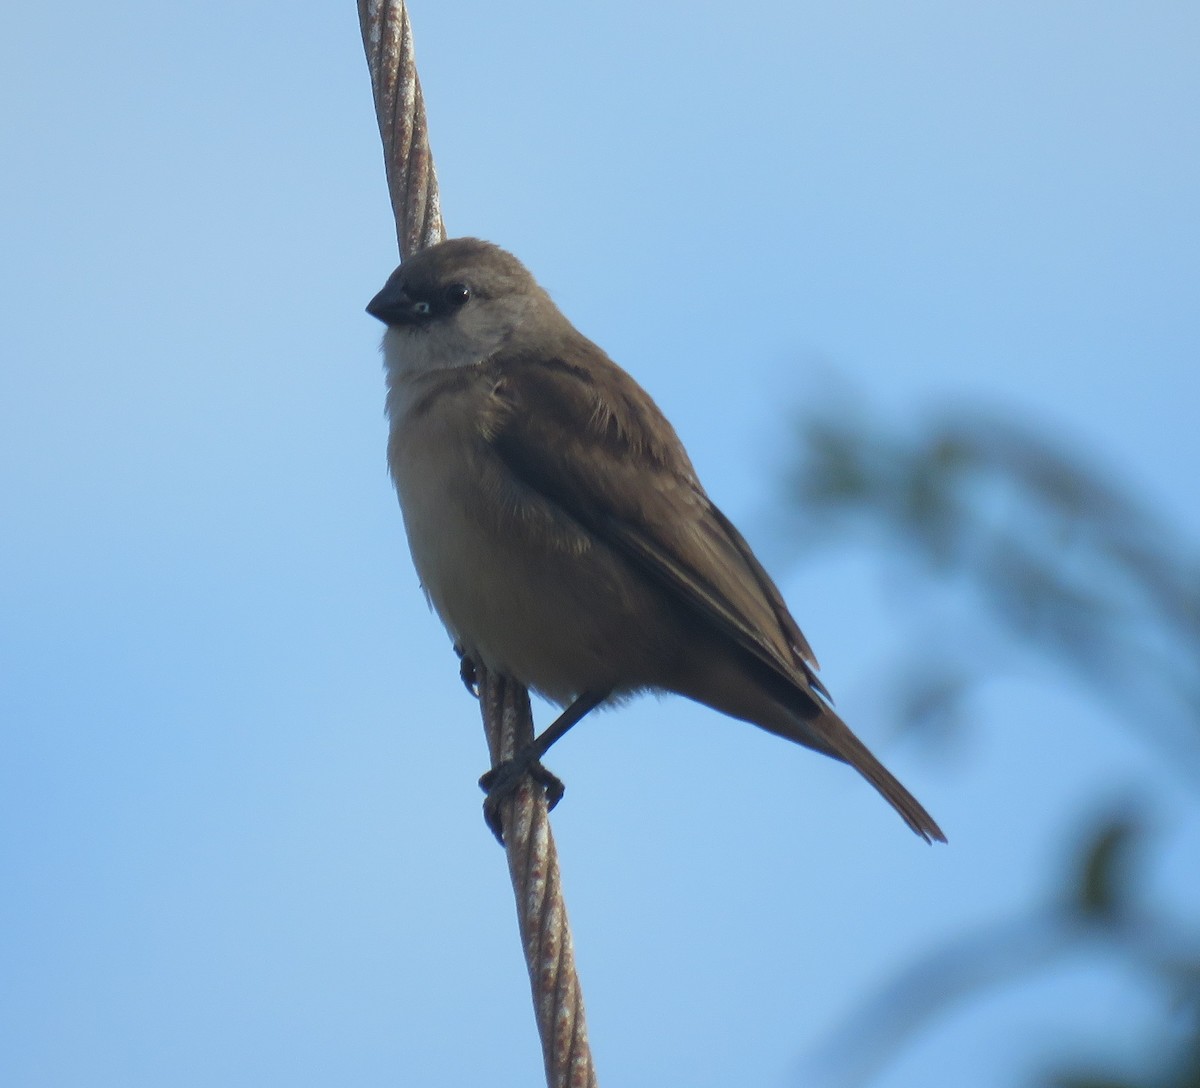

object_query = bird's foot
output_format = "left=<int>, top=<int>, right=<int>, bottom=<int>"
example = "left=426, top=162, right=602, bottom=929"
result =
left=479, top=756, right=565, bottom=845
left=453, top=643, right=479, bottom=698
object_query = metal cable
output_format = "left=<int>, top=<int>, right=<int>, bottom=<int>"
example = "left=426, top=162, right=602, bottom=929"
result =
left=358, top=0, right=445, bottom=257
left=480, top=672, right=598, bottom=1088
left=357, top=4, right=598, bottom=1084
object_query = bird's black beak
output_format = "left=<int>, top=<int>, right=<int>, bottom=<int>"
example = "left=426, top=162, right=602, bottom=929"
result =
left=366, top=275, right=428, bottom=326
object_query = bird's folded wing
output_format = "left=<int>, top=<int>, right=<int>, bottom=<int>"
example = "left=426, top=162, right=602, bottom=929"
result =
left=483, top=349, right=828, bottom=700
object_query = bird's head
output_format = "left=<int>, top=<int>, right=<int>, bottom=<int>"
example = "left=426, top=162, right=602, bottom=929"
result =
left=367, top=238, right=547, bottom=374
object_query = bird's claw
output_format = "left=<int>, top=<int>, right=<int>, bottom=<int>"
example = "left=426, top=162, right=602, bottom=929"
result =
left=479, top=759, right=565, bottom=844
left=453, top=643, right=479, bottom=697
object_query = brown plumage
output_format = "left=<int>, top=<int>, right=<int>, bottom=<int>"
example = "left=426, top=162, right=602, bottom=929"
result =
left=369, top=237, right=945, bottom=843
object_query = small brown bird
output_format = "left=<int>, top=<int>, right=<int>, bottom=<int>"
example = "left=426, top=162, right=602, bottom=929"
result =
left=367, top=238, right=945, bottom=844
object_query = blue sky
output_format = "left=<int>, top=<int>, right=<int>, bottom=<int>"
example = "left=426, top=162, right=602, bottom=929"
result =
left=2, top=3, right=1197, bottom=1086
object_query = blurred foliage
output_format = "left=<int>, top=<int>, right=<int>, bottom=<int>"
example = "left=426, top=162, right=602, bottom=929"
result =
left=784, top=410, right=1200, bottom=773
left=783, top=407, right=1200, bottom=1087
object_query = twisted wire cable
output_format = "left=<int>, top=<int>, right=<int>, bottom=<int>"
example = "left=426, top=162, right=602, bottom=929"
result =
left=357, top=5, right=597, bottom=1084
left=358, top=0, right=446, bottom=257
left=480, top=671, right=598, bottom=1088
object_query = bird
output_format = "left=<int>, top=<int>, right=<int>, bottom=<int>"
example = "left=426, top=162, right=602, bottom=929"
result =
left=366, top=237, right=945, bottom=844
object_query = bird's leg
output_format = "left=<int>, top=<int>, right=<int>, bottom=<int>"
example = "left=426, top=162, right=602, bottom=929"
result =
left=453, top=643, right=479, bottom=698
left=480, top=690, right=608, bottom=843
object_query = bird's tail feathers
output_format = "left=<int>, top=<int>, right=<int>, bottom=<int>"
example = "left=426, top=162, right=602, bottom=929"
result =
left=784, top=701, right=947, bottom=844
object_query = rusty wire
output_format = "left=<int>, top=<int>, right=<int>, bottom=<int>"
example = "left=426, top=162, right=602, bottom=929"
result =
left=480, top=672, right=598, bottom=1088
left=358, top=0, right=445, bottom=258
left=356, top=3, right=598, bottom=1085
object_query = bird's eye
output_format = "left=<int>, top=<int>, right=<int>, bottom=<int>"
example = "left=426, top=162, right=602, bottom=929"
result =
left=443, top=283, right=471, bottom=306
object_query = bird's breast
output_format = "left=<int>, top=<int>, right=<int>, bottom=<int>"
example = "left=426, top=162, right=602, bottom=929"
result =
left=386, top=369, right=670, bottom=702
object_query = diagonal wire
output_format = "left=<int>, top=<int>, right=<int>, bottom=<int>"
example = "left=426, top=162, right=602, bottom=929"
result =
left=357, top=4, right=598, bottom=1085
left=480, top=673, right=598, bottom=1088
left=358, top=0, right=445, bottom=258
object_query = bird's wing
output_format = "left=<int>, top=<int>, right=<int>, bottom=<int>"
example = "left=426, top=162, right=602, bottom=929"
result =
left=480, top=347, right=829, bottom=700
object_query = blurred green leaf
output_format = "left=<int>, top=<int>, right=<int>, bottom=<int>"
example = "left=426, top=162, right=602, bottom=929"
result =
left=1071, top=813, right=1142, bottom=925
left=784, top=406, right=1200, bottom=777
left=785, top=401, right=1200, bottom=1087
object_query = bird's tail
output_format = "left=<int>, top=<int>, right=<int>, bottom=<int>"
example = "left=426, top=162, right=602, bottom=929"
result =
left=674, top=649, right=946, bottom=842
left=833, top=718, right=946, bottom=843
left=780, top=699, right=947, bottom=844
